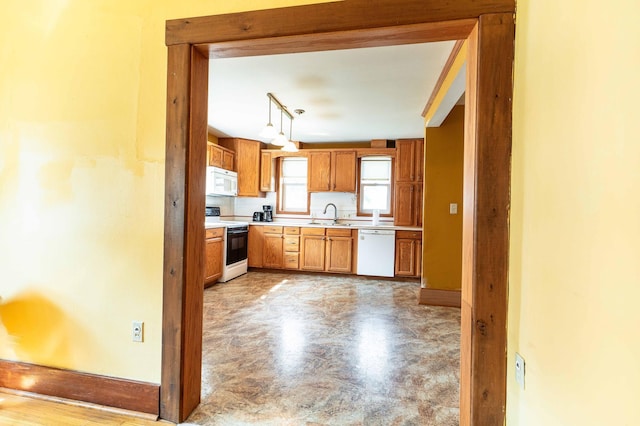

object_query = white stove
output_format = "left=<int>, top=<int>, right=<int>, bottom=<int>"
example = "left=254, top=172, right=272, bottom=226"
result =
left=205, top=207, right=249, bottom=282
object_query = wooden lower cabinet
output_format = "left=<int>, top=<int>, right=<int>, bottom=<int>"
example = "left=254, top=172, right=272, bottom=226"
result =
left=325, top=233, right=353, bottom=273
left=283, top=227, right=300, bottom=269
left=300, top=228, right=326, bottom=271
left=248, top=225, right=264, bottom=267
left=394, top=230, right=422, bottom=277
left=204, top=227, right=225, bottom=286
left=248, top=225, right=355, bottom=275
left=263, top=226, right=284, bottom=269
left=300, top=227, right=355, bottom=274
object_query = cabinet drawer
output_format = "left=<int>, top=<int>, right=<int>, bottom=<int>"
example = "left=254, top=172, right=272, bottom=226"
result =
left=301, top=227, right=325, bottom=236
left=284, top=236, right=300, bottom=251
left=396, top=230, right=422, bottom=239
left=284, top=226, right=300, bottom=235
left=326, top=228, right=352, bottom=237
left=205, top=228, right=225, bottom=239
left=263, top=225, right=283, bottom=234
left=284, top=253, right=299, bottom=269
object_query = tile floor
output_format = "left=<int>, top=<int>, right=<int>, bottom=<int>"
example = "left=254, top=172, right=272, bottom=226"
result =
left=184, top=271, right=461, bottom=426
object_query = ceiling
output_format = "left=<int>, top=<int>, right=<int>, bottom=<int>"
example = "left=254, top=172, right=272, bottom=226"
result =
left=207, top=41, right=457, bottom=144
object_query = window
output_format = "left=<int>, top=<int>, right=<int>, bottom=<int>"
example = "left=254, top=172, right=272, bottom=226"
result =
left=359, top=156, right=392, bottom=215
left=277, top=157, right=309, bottom=214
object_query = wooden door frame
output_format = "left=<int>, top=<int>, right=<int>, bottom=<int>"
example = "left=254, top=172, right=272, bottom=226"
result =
left=162, top=1, right=515, bottom=424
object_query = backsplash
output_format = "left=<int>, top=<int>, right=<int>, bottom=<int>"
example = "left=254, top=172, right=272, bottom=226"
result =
left=207, top=191, right=383, bottom=222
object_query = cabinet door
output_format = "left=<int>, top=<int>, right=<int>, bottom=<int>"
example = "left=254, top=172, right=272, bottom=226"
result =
left=415, top=182, right=423, bottom=228
left=260, top=151, right=274, bottom=192
left=308, top=151, right=331, bottom=192
left=326, top=235, right=353, bottom=273
left=263, top=233, right=283, bottom=268
left=222, top=150, right=234, bottom=171
left=331, top=151, right=357, bottom=192
left=395, top=139, right=415, bottom=182
left=204, top=237, right=223, bottom=285
left=394, top=238, right=416, bottom=277
left=248, top=225, right=264, bottom=268
left=414, top=139, right=424, bottom=182
left=415, top=239, right=422, bottom=278
left=394, top=182, right=415, bottom=226
left=236, top=139, right=262, bottom=197
left=208, top=145, right=223, bottom=167
left=300, top=235, right=326, bottom=271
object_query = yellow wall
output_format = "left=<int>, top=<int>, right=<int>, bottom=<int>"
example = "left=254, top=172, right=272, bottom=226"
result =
left=0, top=0, right=330, bottom=384
left=423, top=105, right=464, bottom=290
left=508, top=0, right=640, bottom=424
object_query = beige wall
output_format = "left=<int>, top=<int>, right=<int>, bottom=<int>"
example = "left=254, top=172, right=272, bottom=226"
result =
left=423, top=105, right=464, bottom=290
left=508, top=0, right=640, bottom=424
left=0, top=0, right=330, bottom=384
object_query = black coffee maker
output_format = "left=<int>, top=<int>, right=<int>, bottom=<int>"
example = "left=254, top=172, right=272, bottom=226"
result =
left=262, top=205, right=273, bottom=222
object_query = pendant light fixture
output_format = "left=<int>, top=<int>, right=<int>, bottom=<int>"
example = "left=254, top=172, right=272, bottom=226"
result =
left=271, top=107, right=288, bottom=147
left=282, top=113, right=299, bottom=152
left=260, top=93, right=299, bottom=151
left=259, top=96, right=278, bottom=139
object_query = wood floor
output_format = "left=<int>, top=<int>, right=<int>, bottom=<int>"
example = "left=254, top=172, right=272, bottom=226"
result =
left=0, top=391, right=168, bottom=426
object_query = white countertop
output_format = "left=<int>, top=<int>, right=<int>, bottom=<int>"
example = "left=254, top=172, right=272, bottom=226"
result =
left=246, top=220, right=421, bottom=232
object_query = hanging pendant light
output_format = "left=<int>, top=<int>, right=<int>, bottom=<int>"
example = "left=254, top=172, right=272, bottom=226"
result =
left=259, top=96, right=278, bottom=139
left=271, top=108, right=288, bottom=146
left=282, top=114, right=299, bottom=152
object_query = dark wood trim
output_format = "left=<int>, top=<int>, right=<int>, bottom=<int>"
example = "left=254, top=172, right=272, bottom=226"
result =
left=0, top=360, right=159, bottom=415
left=422, top=39, right=465, bottom=117
left=164, top=2, right=515, bottom=424
left=196, top=20, right=477, bottom=59
left=460, top=13, right=514, bottom=426
left=419, top=288, right=462, bottom=307
left=166, top=0, right=514, bottom=46
left=161, top=44, right=208, bottom=423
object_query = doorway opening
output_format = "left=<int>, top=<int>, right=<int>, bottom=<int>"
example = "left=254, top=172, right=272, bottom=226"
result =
left=162, top=3, right=514, bottom=424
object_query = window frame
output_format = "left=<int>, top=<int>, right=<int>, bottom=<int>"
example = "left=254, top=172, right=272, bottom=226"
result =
left=276, top=156, right=310, bottom=215
left=357, top=155, right=394, bottom=217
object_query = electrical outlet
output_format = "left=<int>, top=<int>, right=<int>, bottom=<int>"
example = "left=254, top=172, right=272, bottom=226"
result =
left=132, top=321, right=144, bottom=343
left=449, top=203, right=458, bottom=214
left=515, top=352, right=525, bottom=389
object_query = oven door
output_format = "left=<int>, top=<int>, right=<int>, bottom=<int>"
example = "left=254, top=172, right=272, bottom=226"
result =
left=226, top=226, right=248, bottom=265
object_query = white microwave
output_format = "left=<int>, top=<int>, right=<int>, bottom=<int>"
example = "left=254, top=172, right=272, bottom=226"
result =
left=206, top=166, right=238, bottom=196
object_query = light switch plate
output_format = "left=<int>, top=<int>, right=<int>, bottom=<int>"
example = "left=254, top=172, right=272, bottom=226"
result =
left=449, top=203, right=458, bottom=214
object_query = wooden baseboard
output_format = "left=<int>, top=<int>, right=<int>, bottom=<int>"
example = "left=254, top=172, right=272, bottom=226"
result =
left=0, top=360, right=160, bottom=415
left=419, top=288, right=461, bottom=308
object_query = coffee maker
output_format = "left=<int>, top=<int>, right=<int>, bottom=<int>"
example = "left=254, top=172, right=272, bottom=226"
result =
left=262, top=205, right=273, bottom=222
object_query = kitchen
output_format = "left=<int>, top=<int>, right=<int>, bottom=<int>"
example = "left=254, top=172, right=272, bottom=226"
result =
left=203, top=137, right=425, bottom=286
left=202, top=41, right=462, bottom=291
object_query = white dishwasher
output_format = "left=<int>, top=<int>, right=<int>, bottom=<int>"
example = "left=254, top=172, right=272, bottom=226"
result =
left=357, top=229, right=396, bottom=277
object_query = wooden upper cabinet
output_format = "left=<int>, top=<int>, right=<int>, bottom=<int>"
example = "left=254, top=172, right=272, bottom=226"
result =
left=308, top=150, right=356, bottom=193
left=395, top=138, right=424, bottom=183
left=394, top=182, right=416, bottom=226
left=259, top=151, right=274, bottom=192
left=331, top=151, right=357, bottom=192
left=414, top=139, right=424, bottom=183
left=219, top=138, right=265, bottom=197
left=394, top=138, right=424, bottom=226
left=207, top=143, right=235, bottom=171
left=307, top=151, right=331, bottom=192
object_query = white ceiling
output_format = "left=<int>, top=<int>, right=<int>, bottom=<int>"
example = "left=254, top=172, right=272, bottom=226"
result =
left=207, top=41, right=457, bottom=144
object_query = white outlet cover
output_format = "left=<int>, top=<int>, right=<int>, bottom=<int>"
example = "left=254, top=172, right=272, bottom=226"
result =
left=515, top=352, right=525, bottom=389
left=449, top=203, right=458, bottom=214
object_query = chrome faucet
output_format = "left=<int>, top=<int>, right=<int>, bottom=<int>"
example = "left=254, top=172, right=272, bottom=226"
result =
left=323, top=203, right=338, bottom=224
